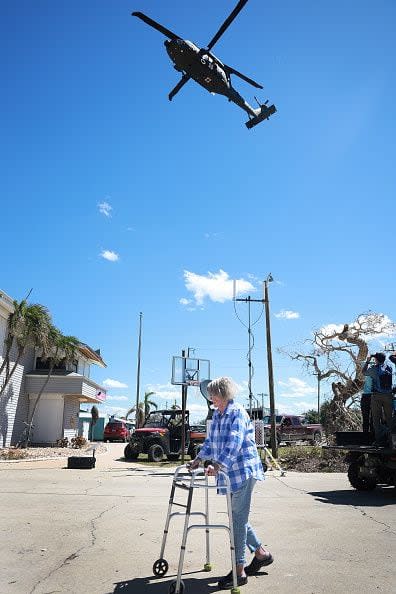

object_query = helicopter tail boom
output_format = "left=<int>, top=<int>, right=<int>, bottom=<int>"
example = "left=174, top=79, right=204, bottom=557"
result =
left=245, top=103, right=277, bottom=129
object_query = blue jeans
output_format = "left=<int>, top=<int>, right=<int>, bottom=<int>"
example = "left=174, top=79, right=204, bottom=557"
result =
left=231, top=476, right=261, bottom=565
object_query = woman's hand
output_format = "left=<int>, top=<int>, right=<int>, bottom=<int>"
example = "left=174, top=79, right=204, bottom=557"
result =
left=187, top=458, right=201, bottom=472
left=205, top=462, right=220, bottom=476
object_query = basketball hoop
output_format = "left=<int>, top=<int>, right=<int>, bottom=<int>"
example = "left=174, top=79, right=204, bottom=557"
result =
left=186, top=379, right=200, bottom=387
left=171, top=356, right=210, bottom=386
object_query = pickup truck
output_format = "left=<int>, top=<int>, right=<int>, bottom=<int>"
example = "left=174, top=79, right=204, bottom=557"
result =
left=263, top=414, right=323, bottom=446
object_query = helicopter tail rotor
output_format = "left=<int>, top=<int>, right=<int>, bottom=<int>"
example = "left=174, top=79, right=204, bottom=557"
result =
left=245, top=102, right=277, bottom=129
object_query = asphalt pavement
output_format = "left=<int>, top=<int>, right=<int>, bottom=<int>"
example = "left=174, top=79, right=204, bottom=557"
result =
left=0, top=443, right=395, bottom=594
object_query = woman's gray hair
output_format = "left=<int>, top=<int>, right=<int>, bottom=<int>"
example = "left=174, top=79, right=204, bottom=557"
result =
left=207, top=377, right=238, bottom=401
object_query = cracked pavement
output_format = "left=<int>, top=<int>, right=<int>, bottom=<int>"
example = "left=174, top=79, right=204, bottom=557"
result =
left=0, top=443, right=394, bottom=594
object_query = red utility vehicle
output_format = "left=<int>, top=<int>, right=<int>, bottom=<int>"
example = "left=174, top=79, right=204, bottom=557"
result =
left=124, top=409, right=206, bottom=462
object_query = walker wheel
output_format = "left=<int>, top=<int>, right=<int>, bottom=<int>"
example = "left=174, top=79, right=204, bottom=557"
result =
left=203, top=562, right=212, bottom=571
left=230, top=588, right=240, bottom=594
left=169, top=579, right=185, bottom=594
left=153, top=558, right=168, bottom=576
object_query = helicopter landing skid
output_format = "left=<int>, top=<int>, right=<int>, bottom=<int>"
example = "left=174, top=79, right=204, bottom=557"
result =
left=246, top=104, right=277, bottom=129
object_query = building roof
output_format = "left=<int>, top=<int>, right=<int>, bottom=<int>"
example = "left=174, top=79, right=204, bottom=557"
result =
left=77, top=343, right=106, bottom=368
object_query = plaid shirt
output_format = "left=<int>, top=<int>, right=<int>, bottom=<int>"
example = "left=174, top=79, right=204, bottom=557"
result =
left=198, top=400, right=264, bottom=493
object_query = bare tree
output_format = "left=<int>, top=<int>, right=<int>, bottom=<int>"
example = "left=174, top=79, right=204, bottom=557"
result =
left=281, top=312, right=396, bottom=437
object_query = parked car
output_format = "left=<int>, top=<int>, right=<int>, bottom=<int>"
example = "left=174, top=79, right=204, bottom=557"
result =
left=104, top=419, right=130, bottom=442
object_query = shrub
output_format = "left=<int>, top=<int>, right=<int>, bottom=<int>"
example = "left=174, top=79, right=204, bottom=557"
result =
left=55, top=437, right=69, bottom=448
left=71, top=436, right=87, bottom=449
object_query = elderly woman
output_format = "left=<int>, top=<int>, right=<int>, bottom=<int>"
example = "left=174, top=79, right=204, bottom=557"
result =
left=189, top=376, right=273, bottom=590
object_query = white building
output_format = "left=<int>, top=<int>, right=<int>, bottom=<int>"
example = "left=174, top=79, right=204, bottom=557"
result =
left=0, top=289, right=107, bottom=447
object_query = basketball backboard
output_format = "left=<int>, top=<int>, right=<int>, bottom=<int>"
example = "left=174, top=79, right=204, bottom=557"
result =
left=171, top=356, right=210, bottom=386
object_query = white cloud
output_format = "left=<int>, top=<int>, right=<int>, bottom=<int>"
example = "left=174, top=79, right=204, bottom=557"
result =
left=278, top=377, right=316, bottom=398
left=275, top=309, right=300, bottom=320
left=320, top=314, right=396, bottom=341
left=179, top=298, right=192, bottom=305
left=319, top=322, right=344, bottom=336
left=98, top=201, right=112, bottom=217
left=105, top=395, right=129, bottom=401
left=100, top=250, right=119, bottom=262
left=204, top=232, right=221, bottom=240
left=280, top=400, right=317, bottom=414
left=104, top=406, right=127, bottom=416
left=146, top=382, right=183, bottom=401
left=103, top=378, right=128, bottom=388
left=183, top=269, right=254, bottom=306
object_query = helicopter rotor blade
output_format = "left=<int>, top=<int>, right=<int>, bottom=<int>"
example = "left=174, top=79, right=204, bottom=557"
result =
left=206, top=0, right=248, bottom=51
left=168, top=75, right=191, bottom=101
left=132, top=12, right=181, bottom=41
left=224, top=64, right=263, bottom=89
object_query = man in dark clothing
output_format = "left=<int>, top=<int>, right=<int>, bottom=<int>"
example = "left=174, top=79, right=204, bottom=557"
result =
left=360, top=371, right=373, bottom=434
left=363, top=352, right=393, bottom=445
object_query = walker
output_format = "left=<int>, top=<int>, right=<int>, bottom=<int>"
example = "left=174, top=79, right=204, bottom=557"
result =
left=152, top=464, right=240, bottom=594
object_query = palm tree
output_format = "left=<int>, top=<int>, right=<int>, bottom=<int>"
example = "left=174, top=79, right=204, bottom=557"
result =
left=143, top=390, right=157, bottom=417
left=126, top=390, right=157, bottom=428
left=0, top=301, right=52, bottom=400
left=24, top=328, right=80, bottom=446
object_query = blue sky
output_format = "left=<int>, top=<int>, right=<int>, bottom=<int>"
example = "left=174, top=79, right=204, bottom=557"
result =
left=1, top=0, right=395, bottom=421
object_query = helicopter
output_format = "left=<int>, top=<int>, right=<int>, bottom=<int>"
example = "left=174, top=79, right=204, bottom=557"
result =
left=132, top=0, right=276, bottom=129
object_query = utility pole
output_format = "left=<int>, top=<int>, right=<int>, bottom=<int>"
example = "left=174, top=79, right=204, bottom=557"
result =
left=135, top=312, right=143, bottom=428
left=257, top=392, right=267, bottom=420
left=236, top=274, right=277, bottom=457
left=181, top=349, right=187, bottom=465
left=264, top=274, right=277, bottom=458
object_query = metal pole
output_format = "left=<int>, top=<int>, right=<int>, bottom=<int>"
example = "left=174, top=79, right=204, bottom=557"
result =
left=257, top=392, right=266, bottom=420
left=248, top=297, right=253, bottom=418
left=317, top=374, right=321, bottom=421
left=181, top=349, right=187, bottom=464
left=264, top=277, right=277, bottom=458
left=135, top=312, right=143, bottom=428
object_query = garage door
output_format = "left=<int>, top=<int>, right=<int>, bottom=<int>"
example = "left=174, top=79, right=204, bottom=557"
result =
left=30, top=396, right=64, bottom=443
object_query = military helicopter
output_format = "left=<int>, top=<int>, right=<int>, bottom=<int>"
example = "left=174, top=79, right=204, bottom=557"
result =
left=132, top=0, right=276, bottom=129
